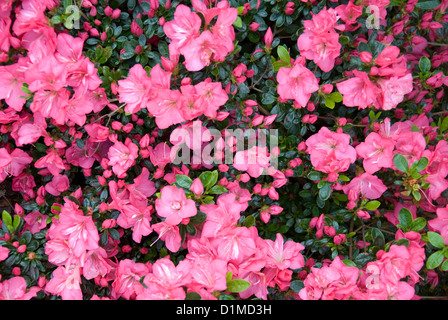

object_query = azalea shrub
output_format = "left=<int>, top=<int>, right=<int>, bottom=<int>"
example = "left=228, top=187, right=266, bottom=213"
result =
left=1, top=0, right=448, bottom=301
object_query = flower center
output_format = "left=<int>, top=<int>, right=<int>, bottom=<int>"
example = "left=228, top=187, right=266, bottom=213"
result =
left=171, top=201, right=182, bottom=210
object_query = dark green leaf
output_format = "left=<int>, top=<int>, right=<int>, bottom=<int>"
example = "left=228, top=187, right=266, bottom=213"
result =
left=393, top=153, right=409, bottom=173
left=398, top=208, right=413, bottom=230
left=415, top=0, right=441, bottom=9
left=426, top=251, right=444, bottom=269
left=419, top=56, right=431, bottom=73
left=428, top=231, right=445, bottom=249
left=175, top=174, right=193, bottom=189
left=226, top=279, right=251, bottom=293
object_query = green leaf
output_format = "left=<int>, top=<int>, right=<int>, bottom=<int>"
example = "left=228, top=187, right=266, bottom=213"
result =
left=411, top=217, right=427, bottom=231
left=50, top=15, right=62, bottom=24
left=329, top=92, right=343, bottom=103
left=412, top=190, right=421, bottom=201
left=318, top=181, right=332, bottom=201
left=76, top=138, right=84, bottom=149
left=440, top=116, right=448, bottom=133
left=185, top=292, right=202, bottom=300
left=342, top=259, right=357, bottom=267
left=339, top=36, right=350, bottom=45
left=415, top=0, right=441, bottom=9
left=226, top=271, right=232, bottom=283
left=243, top=215, right=255, bottom=228
left=398, top=208, right=413, bottom=230
left=412, top=157, right=429, bottom=173
left=428, top=231, right=445, bottom=249
left=441, top=259, right=448, bottom=271
left=426, top=251, right=444, bottom=269
left=393, top=153, right=409, bottom=173
left=2, top=211, right=12, bottom=228
left=12, top=215, right=20, bottom=230
left=226, top=279, right=251, bottom=293
left=190, top=211, right=207, bottom=224
left=365, top=200, right=381, bottom=211
left=199, top=171, right=218, bottom=190
left=290, top=280, right=304, bottom=293
left=307, top=171, right=322, bottom=181
left=371, top=228, right=385, bottom=248
left=419, top=56, right=431, bottom=73
left=175, top=174, right=193, bottom=189
left=120, top=51, right=135, bottom=60
left=232, top=16, right=242, bottom=28
left=207, top=185, right=228, bottom=195
left=277, top=45, right=290, bottom=64
left=324, top=98, right=335, bottom=109
left=109, top=228, right=120, bottom=240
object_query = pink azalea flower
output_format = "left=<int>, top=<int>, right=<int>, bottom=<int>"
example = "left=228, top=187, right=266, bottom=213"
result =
left=117, top=64, right=152, bottom=114
left=0, top=277, right=40, bottom=300
left=111, top=259, right=150, bottom=300
left=194, top=78, right=229, bottom=119
left=355, top=132, right=395, bottom=174
left=45, top=174, right=70, bottom=196
left=45, top=266, right=83, bottom=300
left=148, top=142, right=172, bottom=169
left=155, top=185, right=197, bottom=226
left=117, top=205, right=154, bottom=243
left=190, top=257, right=228, bottom=293
left=24, top=211, right=49, bottom=234
left=126, top=167, right=156, bottom=208
left=377, top=73, right=413, bottom=110
left=152, top=221, right=182, bottom=253
left=0, top=64, right=27, bottom=111
left=200, top=193, right=243, bottom=238
left=336, top=70, right=381, bottom=109
left=276, top=63, right=319, bottom=108
left=262, top=233, right=305, bottom=270
left=138, top=256, right=190, bottom=300
left=82, top=248, right=112, bottom=280
left=342, top=173, right=387, bottom=200
left=108, top=139, right=139, bottom=177
left=0, top=247, right=9, bottom=262
left=305, top=126, right=357, bottom=175
left=163, top=4, right=202, bottom=55
left=211, top=226, right=257, bottom=261
left=233, top=146, right=271, bottom=178
left=56, top=199, right=100, bottom=257
left=428, top=205, right=448, bottom=244
left=394, top=131, right=426, bottom=168
left=297, top=8, right=342, bottom=72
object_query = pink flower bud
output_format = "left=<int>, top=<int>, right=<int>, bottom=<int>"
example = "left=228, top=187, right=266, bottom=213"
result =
left=38, top=276, right=47, bottom=288
left=324, top=226, right=336, bottom=237
left=17, top=244, right=27, bottom=253
left=360, top=51, right=372, bottom=63
left=334, top=234, right=346, bottom=245
left=269, top=205, right=283, bottom=215
left=320, top=84, right=333, bottom=94
left=240, top=173, right=250, bottom=183
left=264, top=27, right=273, bottom=50
left=249, top=22, right=260, bottom=31
left=102, top=219, right=116, bottom=229
left=112, top=9, right=121, bottom=19
left=357, top=210, right=370, bottom=220
left=190, top=178, right=204, bottom=196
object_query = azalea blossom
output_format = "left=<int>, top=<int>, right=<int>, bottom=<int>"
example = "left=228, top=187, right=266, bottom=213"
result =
left=155, top=185, right=197, bottom=226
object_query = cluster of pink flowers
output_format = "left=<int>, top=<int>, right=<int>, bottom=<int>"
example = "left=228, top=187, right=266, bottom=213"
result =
left=299, top=231, right=425, bottom=300
left=163, top=0, right=237, bottom=71
left=118, top=63, right=229, bottom=129
left=337, top=45, right=413, bottom=110
left=0, top=0, right=448, bottom=302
